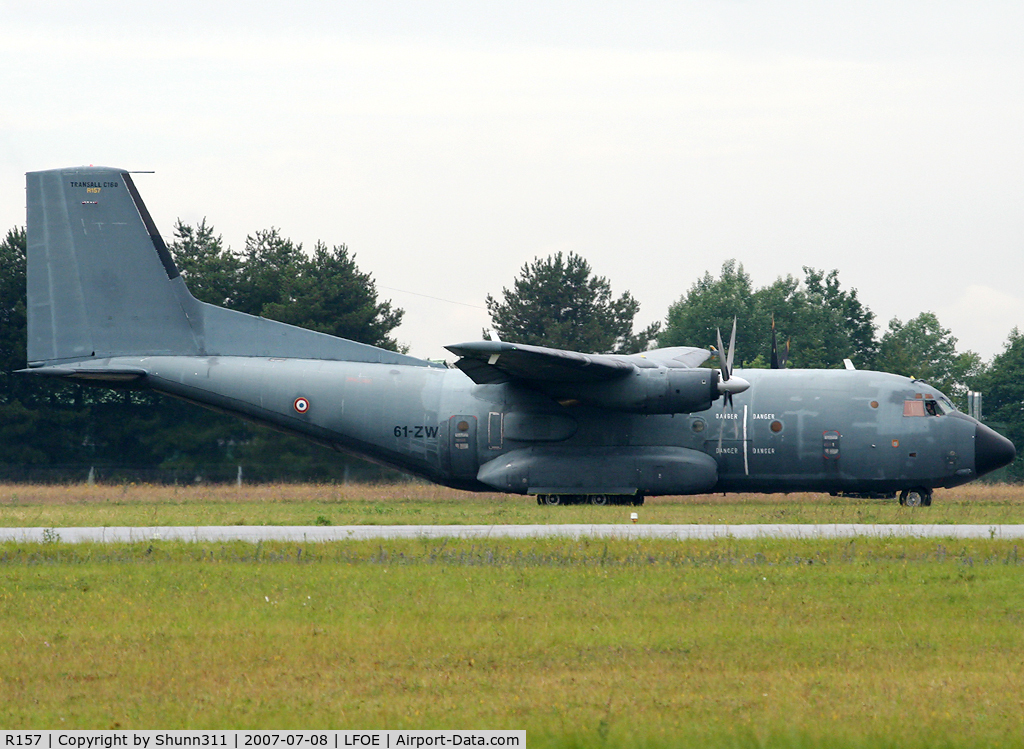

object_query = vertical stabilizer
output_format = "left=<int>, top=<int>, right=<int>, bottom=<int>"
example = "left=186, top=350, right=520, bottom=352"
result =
left=26, top=167, right=199, bottom=364
left=26, top=166, right=439, bottom=369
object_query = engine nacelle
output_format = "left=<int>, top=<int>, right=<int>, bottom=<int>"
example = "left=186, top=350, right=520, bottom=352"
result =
left=552, top=367, right=717, bottom=414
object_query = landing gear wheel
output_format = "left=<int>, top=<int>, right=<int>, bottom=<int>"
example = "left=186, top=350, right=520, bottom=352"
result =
left=589, top=494, right=609, bottom=506
left=536, top=495, right=544, bottom=506
left=631, top=495, right=646, bottom=506
left=899, top=488, right=930, bottom=508
left=543, top=494, right=563, bottom=506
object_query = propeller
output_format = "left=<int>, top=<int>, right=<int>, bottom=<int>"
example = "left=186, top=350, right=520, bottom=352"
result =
left=770, top=315, right=790, bottom=369
left=714, top=317, right=750, bottom=408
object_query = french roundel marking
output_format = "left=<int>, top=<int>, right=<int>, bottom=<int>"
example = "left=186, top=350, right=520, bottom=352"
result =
left=293, top=397, right=310, bottom=414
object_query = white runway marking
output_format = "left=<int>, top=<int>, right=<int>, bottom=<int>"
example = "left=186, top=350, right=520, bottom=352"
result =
left=2, top=524, right=1024, bottom=543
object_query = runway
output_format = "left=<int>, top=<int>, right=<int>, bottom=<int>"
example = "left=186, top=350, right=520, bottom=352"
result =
left=3, top=524, right=1024, bottom=543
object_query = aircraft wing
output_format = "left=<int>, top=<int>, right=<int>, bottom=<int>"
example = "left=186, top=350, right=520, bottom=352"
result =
left=445, top=341, right=635, bottom=384
left=444, top=341, right=711, bottom=385
left=634, top=346, right=711, bottom=368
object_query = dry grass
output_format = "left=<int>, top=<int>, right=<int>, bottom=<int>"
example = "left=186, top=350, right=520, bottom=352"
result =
left=1, top=482, right=1023, bottom=527
left=0, top=482, right=476, bottom=506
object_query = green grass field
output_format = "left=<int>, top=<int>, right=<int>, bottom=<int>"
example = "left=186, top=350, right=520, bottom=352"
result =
left=1, top=481, right=1023, bottom=527
left=2, top=536, right=1024, bottom=746
left=3, top=484, right=1024, bottom=746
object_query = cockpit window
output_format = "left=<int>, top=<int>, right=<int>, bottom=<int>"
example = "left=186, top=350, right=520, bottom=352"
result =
left=904, top=400, right=926, bottom=417
left=905, top=398, right=952, bottom=417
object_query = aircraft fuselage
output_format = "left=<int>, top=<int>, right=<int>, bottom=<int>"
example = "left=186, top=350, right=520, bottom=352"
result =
left=23, top=165, right=1014, bottom=504
left=97, top=355, right=999, bottom=498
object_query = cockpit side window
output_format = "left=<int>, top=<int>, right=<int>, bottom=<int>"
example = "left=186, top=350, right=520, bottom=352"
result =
left=904, top=400, right=926, bottom=417
left=905, top=398, right=949, bottom=417
left=908, top=382, right=959, bottom=415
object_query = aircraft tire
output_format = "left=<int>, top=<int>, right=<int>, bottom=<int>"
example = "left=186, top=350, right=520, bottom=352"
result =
left=899, top=488, right=928, bottom=508
left=589, top=494, right=610, bottom=506
left=536, top=495, right=544, bottom=506
left=543, top=494, right=563, bottom=506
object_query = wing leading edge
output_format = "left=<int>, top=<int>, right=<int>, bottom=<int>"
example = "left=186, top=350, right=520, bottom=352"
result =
left=444, top=340, right=710, bottom=386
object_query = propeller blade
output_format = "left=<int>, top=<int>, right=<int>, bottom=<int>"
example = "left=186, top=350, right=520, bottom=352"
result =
left=770, top=316, right=790, bottom=369
left=726, top=317, right=737, bottom=375
left=770, top=316, right=780, bottom=369
left=715, top=320, right=749, bottom=408
left=715, top=318, right=749, bottom=409
left=716, top=327, right=729, bottom=381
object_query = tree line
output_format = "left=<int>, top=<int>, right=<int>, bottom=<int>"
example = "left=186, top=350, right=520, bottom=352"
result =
left=487, top=255, right=1022, bottom=479
left=2, top=225, right=1023, bottom=481
left=0, top=222, right=406, bottom=482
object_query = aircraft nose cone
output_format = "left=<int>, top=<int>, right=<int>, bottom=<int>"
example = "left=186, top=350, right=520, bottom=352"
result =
left=975, top=422, right=1016, bottom=477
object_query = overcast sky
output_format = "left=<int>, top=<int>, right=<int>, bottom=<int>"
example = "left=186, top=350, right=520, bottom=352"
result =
left=2, top=1, right=1022, bottom=363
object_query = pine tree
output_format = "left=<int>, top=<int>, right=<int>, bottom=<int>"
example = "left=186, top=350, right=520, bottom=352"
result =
left=875, top=312, right=983, bottom=406
left=486, top=252, right=659, bottom=353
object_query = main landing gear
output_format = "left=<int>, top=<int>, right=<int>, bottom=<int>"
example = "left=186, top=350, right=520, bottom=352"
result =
left=535, top=494, right=645, bottom=506
left=899, top=488, right=933, bottom=507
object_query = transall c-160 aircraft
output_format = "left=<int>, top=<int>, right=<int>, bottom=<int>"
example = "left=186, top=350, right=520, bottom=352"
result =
left=20, top=167, right=1015, bottom=506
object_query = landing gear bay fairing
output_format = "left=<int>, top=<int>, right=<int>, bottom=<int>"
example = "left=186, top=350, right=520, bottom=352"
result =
left=21, top=167, right=1015, bottom=506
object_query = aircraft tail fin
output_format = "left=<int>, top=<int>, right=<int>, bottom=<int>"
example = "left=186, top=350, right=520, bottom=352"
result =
left=26, top=167, right=201, bottom=365
left=25, top=166, right=433, bottom=369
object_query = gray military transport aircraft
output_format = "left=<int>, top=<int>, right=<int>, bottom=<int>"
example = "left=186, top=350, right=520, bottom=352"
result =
left=20, top=166, right=1015, bottom=507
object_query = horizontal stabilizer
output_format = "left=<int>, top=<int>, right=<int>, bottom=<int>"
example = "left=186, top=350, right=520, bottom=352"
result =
left=17, top=364, right=146, bottom=382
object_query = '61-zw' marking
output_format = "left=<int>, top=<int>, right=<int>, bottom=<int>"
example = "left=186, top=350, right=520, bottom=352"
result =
left=394, top=425, right=439, bottom=439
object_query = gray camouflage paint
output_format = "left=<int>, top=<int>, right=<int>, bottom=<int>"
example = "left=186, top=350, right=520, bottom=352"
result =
left=21, top=167, right=1015, bottom=498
